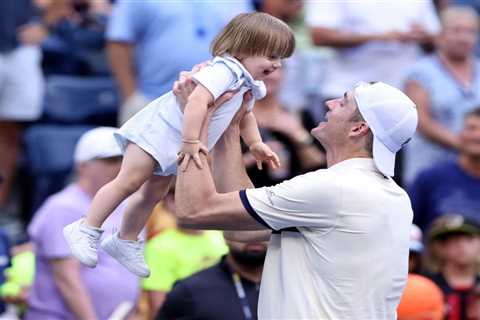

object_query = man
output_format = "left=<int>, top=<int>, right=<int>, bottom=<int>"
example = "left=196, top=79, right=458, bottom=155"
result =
left=305, top=0, right=439, bottom=99
left=156, top=230, right=267, bottom=320
left=173, top=81, right=418, bottom=319
left=0, top=0, right=45, bottom=217
left=410, top=108, right=480, bottom=231
left=26, top=127, right=139, bottom=320
left=425, top=215, right=480, bottom=320
left=106, top=0, right=251, bottom=123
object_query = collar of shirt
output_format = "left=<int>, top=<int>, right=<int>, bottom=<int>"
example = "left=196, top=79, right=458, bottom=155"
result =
left=218, top=55, right=267, bottom=100
left=329, top=158, right=381, bottom=174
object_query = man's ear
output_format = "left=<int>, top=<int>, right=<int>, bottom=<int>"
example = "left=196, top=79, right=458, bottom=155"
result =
left=349, top=122, right=370, bottom=138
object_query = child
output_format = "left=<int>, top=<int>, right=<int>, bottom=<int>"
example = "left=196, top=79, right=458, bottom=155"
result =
left=63, top=12, right=295, bottom=277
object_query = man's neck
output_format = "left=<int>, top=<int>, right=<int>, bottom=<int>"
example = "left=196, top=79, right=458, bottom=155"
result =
left=325, top=147, right=371, bottom=168
left=458, top=155, right=480, bottom=177
left=226, top=254, right=263, bottom=284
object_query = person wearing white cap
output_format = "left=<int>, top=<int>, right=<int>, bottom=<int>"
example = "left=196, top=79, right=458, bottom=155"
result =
left=173, top=80, right=419, bottom=319
left=26, top=127, right=139, bottom=320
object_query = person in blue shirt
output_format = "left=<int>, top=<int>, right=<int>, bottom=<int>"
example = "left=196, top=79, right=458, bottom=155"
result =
left=105, top=0, right=252, bottom=124
left=409, top=107, right=480, bottom=231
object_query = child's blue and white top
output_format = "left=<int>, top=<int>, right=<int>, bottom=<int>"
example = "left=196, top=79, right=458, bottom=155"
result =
left=114, top=55, right=267, bottom=176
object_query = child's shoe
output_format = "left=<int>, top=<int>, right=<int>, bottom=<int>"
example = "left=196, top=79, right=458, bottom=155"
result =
left=63, top=219, right=103, bottom=267
left=101, top=232, right=150, bottom=278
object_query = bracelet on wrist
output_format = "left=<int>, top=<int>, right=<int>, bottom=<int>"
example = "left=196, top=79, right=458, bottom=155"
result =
left=182, top=138, right=201, bottom=144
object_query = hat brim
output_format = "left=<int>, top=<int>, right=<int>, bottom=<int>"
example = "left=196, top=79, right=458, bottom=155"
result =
left=373, top=136, right=396, bottom=177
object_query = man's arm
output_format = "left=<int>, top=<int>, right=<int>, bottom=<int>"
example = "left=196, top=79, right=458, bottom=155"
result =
left=311, top=27, right=402, bottom=48
left=212, top=105, right=272, bottom=241
left=175, top=97, right=268, bottom=230
left=50, top=258, right=97, bottom=320
left=405, top=79, right=460, bottom=150
left=107, top=42, right=136, bottom=100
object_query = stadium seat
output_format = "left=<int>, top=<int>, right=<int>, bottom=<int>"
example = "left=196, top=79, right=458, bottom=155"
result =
left=23, top=125, right=95, bottom=213
left=42, top=76, right=119, bottom=124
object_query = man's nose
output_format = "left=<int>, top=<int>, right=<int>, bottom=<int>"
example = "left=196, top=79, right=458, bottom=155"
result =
left=273, top=59, right=282, bottom=68
left=325, top=99, right=337, bottom=110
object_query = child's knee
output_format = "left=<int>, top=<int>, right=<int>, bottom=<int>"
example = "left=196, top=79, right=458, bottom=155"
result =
left=114, top=173, right=147, bottom=195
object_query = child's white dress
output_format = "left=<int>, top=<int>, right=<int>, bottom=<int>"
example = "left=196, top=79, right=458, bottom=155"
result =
left=114, top=55, right=267, bottom=176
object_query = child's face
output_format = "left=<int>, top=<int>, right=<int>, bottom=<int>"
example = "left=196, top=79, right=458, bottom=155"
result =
left=241, top=55, right=282, bottom=80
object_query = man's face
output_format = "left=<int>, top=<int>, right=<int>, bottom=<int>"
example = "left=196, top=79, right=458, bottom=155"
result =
left=440, top=234, right=480, bottom=266
left=440, top=17, right=478, bottom=60
left=311, top=90, right=360, bottom=147
left=460, top=115, right=480, bottom=158
left=80, top=156, right=122, bottom=189
left=225, top=234, right=268, bottom=267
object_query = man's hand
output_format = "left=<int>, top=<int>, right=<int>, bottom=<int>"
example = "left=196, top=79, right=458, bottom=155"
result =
left=17, top=24, right=47, bottom=45
left=173, top=63, right=238, bottom=112
left=249, top=141, right=281, bottom=170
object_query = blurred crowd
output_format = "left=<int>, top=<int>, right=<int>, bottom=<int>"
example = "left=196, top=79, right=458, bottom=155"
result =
left=0, top=0, right=480, bottom=319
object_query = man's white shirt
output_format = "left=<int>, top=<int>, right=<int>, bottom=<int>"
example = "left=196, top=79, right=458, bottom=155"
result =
left=240, top=158, right=413, bottom=319
left=305, top=0, right=440, bottom=98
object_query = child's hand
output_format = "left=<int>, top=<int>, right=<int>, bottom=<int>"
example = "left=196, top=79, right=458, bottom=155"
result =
left=177, top=141, right=208, bottom=172
left=249, top=141, right=281, bottom=170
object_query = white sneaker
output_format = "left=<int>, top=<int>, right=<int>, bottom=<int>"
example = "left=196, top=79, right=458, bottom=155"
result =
left=101, top=232, right=150, bottom=278
left=63, top=219, right=103, bottom=267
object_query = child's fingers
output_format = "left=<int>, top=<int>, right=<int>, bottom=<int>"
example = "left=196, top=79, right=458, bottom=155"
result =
left=192, top=153, right=203, bottom=169
left=199, top=144, right=208, bottom=155
left=177, top=152, right=185, bottom=164
left=256, top=160, right=263, bottom=170
left=180, top=155, right=191, bottom=172
left=271, top=152, right=281, bottom=168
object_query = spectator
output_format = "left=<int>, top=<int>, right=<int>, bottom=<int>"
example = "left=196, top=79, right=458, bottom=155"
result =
left=305, top=0, right=439, bottom=100
left=425, top=215, right=480, bottom=320
left=254, top=0, right=309, bottom=113
left=143, top=202, right=228, bottom=316
left=26, top=127, right=139, bottom=320
left=404, top=6, right=480, bottom=185
left=106, top=0, right=252, bottom=124
left=409, top=108, right=480, bottom=231
left=409, top=224, right=424, bottom=274
left=246, top=68, right=325, bottom=187
left=40, top=0, right=112, bottom=76
left=0, top=229, right=11, bottom=317
left=156, top=230, right=268, bottom=320
left=0, top=0, right=45, bottom=216
left=397, top=274, right=445, bottom=320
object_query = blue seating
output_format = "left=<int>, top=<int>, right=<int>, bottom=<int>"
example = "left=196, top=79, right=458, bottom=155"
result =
left=42, top=76, right=119, bottom=124
left=23, top=125, right=94, bottom=213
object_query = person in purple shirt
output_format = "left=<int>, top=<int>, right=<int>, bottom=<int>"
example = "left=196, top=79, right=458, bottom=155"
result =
left=410, top=108, right=480, bottom=232
left=26, top=127, right=140, bottom=320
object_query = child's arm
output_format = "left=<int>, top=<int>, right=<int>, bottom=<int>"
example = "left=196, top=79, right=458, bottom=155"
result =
left=240, top=111, right=281, bottom=170
left=178, top=84, right=214, bottom=171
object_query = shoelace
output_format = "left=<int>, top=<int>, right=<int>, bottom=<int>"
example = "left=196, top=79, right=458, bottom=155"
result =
left=80, top=229, right=99, bottom=250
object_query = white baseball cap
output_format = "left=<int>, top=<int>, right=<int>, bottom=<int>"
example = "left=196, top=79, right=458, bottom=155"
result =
left=410, top=224, right=424, bottom=253
left=354, top=82, right=418, bottom=177
left=74, top=127, right=122, bottom=163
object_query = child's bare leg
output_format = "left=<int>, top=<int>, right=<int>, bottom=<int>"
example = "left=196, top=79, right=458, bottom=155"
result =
left=84, top=143, right=157, bottom=228
left=119, top=175, right=173, bottom=240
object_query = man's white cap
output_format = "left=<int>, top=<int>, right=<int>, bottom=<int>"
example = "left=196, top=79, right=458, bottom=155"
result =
left=74, top=127, right=122, bottom=163
left=354, top=82, right=418, bottom=177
